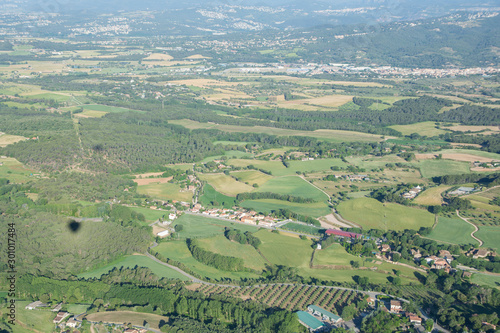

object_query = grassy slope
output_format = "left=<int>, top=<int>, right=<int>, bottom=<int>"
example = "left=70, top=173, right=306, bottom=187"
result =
left=255, top=176, right=329, bottom=201
left=413, top=186, right=451, bottom=205
left=475, top=226, right=500, bottom=250
left=154, top=240, right=260, bottom=280
left=198, top=173, right=253, bottom=196
left=337, top=198, right=435, bottom=231
left=196, top=235, right=267, bottom=271
left=171, top=213, right=258, bottom=239
left=77, top=255, right=189, bottom=280
left=241, top=199, right=331, bottom=218
left=427, top=216, right=478, bottom=246
left=199, top=184, right=237, bottom=208
left=137, top=182, right=193, bottom=202
left=412, top=159, right=471, bottom=178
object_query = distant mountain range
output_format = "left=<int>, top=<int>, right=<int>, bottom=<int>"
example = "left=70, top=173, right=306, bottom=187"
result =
left=12, top=0, right=500, bottom=30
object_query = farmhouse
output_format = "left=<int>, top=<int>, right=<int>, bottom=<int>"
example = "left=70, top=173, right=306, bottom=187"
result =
left=380, top=244, right=391, bottom=252
left=390, top=300, right=402, bottom=313
left=406, top=313, right=422, bottom=325
left=66, top=317, right=80, bottom=328
left=325, top=229, right=362, bottom=239
left=169, top=213, right=177, bottom=220
left=472, top=249, right=490, bottom=259
left=53, top=311, right=69, bottom=324
left=366, top=296, right=376, bottom=306
left=307, top=305, right=342, bottom=323
left=157, top=230, right=170, bottom=238
left=296, top=311, right=327, bottom=332
left=25, top=301, right=47, bottom=310
left=51, top=303, right=62, bottom=312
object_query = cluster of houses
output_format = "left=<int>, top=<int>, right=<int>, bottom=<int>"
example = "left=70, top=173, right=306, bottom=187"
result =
left=377, top=245, right=456, bottom=273
left=366, top=297, right=423, bottom=326
left=196, top=205, right=279, bottom=226
left=25, top=301, right=81, bottom=329
left=402, top=185, right=422, bottom=200
left=297, top=304, right=343, bottom=332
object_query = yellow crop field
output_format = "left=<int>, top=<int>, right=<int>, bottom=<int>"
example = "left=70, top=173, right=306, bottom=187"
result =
left=0, top=133, right=27, bottom=147
left=197, top=173, right=254, bottom=196
left=279, top=94, right=354, bottom=109
left=144, top=52, right=173, bottom=61
left=413, top=186, right=451, bottom=205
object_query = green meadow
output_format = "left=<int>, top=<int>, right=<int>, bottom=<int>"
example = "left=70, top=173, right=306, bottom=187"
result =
left=77, top=255, right=189, bottom=280
left=412, top=159, right=471, bottom=178
left=427, top=216, right=478, bottom=246
left=256, top=176, right=329, bottom=201
left=475, top=226, right=500, bottom=251
left=171, top=213, right=258, bottom=239
left=337, top=198, right=435, bottom=231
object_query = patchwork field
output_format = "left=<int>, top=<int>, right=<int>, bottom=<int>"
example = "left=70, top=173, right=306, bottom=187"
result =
left=137, top=182, right=193, bottom=202
left=413, top=186, right=451, bottom=205
left=389, top=121, right=450, bottom=136
left=170, top=119, right=386, bottom=143
left=275, top=158, right=348, bottom=176
left=337, top=198, right=435, bottom=231
left=475, top=226, right=500, bottom=250
left=427, top=217, right=478, bottom=245
left=86, top=311, right=170, bottom=329
left=198, top=173, right=253, bottom=195
left=197, top=235, right=267, bottom=271
left=77, top=255, right=189, bottom=280
left=415, top=153, right=500, bottom=163
left=130, top=206, right=169, bottom=222
left=171, top=213, right=258, bottom=239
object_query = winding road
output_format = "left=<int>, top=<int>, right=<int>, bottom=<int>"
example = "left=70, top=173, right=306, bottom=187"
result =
left=456, top=210, right=483, bottom=247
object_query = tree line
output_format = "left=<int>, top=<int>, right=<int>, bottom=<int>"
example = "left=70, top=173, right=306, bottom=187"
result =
left=186, top=239, right=246, bottom=272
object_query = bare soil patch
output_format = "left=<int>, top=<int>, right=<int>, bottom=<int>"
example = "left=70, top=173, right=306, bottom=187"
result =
left=133, top=176, right=173, bottom=185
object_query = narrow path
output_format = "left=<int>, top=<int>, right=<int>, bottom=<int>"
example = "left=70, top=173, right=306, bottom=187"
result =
left=456, top=210, right=483, bottom=247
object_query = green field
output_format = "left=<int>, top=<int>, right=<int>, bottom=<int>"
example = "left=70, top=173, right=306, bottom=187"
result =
left=435, top=149, right=500, bottom=160
left=274, top=158, right=347, bottom=176
left=412, top=159, right=471, bottom=178
left=137, top=182, right=193, bottom=202
left=0, top=157, right=36, bottom=183
left=471, top=273, right=500, bottom=289
left=389, top=121, right=450, bottom=137
left=337, top=198, right=435, bottom=231
left=475, top=226, right=500, bottom=250
left=346, top=155, right=405, bottom=170
left=170, top=119, right=385, bottom=143
left=154, top=240, right=260, bottom=280
left=256, top=176, right=329, bottom=201
left=27, top=92, right=71, bottom=102
left=197, top=235, right=267, bottom=271
left=256, top=229, right=313, bottom=268
left=313, top=243, right=357, bottom=267
left=86, top=311, right=170, bottom=329
left=82, top=104, right=145, bottom=113
left=427, top=216, right=478, bottom=246
left=8, top=301, right=55, bottom=332
left=199, top=184, right=237, bottom=208
left=129, top=206, right=169, bottom=222
left=66, top=303, right=90, bottom=314
left=172, top=213, right=258, bottom=239
left=77, top=255, right=189, bottom=280
left=241, top=199, right=331, bottom=218
left=281, top=222, right=323, bottom=236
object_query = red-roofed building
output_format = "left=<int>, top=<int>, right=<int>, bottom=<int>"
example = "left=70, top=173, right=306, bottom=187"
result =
left=325, top=229, right=362, bottom=239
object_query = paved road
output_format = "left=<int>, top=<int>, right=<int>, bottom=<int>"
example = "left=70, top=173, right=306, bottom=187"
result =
left=456, top=210, right=483, bottom=247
